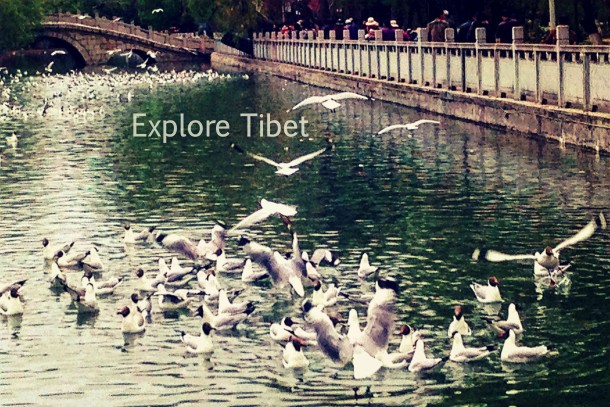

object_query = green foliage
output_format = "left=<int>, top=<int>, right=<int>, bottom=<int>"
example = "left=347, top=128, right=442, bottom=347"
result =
left=187, top=0, right=263, bottom=35
left=0, top=0, right=45, bottom=51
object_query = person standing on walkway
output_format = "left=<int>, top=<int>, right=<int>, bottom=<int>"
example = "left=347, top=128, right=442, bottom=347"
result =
left=427, top=10, right=449, bottom=42
left=495, top=13, right=517, bottom=43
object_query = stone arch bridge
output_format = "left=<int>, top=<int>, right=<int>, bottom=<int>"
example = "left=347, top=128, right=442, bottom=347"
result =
left=38, top=13, right=214, bottom=66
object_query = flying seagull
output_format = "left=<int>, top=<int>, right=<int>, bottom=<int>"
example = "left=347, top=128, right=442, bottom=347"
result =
left=287, top=92, right=368, bottom=112
left=229, top=199, right=297, bottom=233
left=377, top=120, right=440, bottom=135
left=152, top=8, right=164, bottom=13
left=473, top=213, right=606, bottom=273
left=51, top=50, right=66, bottom=56
left=231, top=143, right=329, bottom=176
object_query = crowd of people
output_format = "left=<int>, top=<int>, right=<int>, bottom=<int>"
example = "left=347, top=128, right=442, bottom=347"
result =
left=275, top=9, right=576, bottom=45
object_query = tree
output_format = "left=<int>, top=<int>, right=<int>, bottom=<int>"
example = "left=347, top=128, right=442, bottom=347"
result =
left=0, top=0, right=45, bottom=51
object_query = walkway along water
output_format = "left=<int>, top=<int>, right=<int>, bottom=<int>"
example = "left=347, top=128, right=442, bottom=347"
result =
left=212, top=26, right=610, bottom=153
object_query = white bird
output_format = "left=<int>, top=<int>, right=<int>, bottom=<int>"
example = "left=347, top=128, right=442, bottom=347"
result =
left=152, top=8, right=164, bottom=13
left=287, top=92, right=368, bottom=112
left=450, top=333, right=494, bottom=362
left=137, top=58, right=149, bottom=69
left=408, top=340, right=444, bottom=372
left=0, top=288, right=24, bottom=316
left=179, top=322, right=215, bottom=354
left=312, top=280, right=340, bottom=308
left=283, top=338, right=310, bottom=368
left=470, top=277, right=502, bottom=303
left=81, top=270, right=123, bottom=296
left=103, top=67, right=118, bottom=74
left=398, top=325, right=421, bottom=357
left=124, top=223, right=155, bottom=244
left=155, top=284, right=193, bottom=311
left=6, top=133, right=18, bottom=149
left=231, top=143, right=329, bottom=176
left=302, top=300, right=353, bottom=366
left=501, top=330, right=551, bottom=363
left=120, top=50, right=133, bottom=58
left=51, top=50, right=66, bottom=56
left=231, top=199, right=297, bottom=233
left=216, top=250, right=245, bottom=273
left=241, top=259, right=268, bottom=282
left=447, top=305, right=472, bottom=337
left=41, top=238, right=74, bottom=260
left=377, top=120, right=440, bottom=135
left=134, top=268, right=164, bottom=292
left=117, top=305, right=146, bottom=334
left=270, top=317, right=298, bottom=342
left=356, top=278, right=399, bottom=358
left=146, top=50, right=158, bottom=59
left=77, top=14, right=90, bottom=20
left=81, top=247, right=104, bottom=273
left=154, top=232, right=199, bottom=259
left=218, top=289, right=254, bottom=315
left=45, top=61, right=55, bottom=73
left=488, top=303, right=524, bottom=336
left=63, top=282, right=99, bottom=313
left=106, top=48, right=122, bottom=56
left=130, top=292, right=152, bottom=318
left=474, top=213, right=606, bottom=274
left=357, top=252, right=378, bottom=278
left=306, top=249, right=340, bottom=267
left=196, top=303, right=254, bottom=330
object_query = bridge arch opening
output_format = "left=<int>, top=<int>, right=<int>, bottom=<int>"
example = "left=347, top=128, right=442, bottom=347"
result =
left=106, top=49, right=156, bottom=68
left=34, top=36, right=87, bottom=68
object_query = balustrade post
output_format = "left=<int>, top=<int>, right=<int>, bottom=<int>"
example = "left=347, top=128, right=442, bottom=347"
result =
left=582, top=51, right=591, bottom=111
left=395, top=29, right=404, bottom=82
left=475, top=27, right=485, bottom=95
left=556, top=25, right=569, bottom=107
left=148, top=26, right=153, bottom=40
left=445, top=28, right=455, bottom=89
left=512, top=26, right=524, bottom=100
left=358, top=29, right=365, bottom=76
left=417, top=28, right=427, bottom=85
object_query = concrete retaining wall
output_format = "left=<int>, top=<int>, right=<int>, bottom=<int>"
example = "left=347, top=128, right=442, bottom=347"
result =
left=212, top=52, right=610, bottom=153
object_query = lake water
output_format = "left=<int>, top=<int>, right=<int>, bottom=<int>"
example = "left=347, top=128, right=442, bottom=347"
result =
left=1, top=69, right=609, bottom=406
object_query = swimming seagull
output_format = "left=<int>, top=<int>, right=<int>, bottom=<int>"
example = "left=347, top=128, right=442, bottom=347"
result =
left=450, top=333, right=494, bottom=362
left=377, top=120, right=440, bottom=135
left=5, top=133, right=17, bottom=149
left=154, top=284, right=193, bottom=311
left=81, top=270, right=123, bottom=296
left=357, top=252, right=378, bottom=278
left=270, top=317, right=297, bottom=342
left=218, top=289, right=255, bottom=315
left=117, top=305, right=146, bottom=334
left=196, top=303, right=254, bottom=330
left=408, top=340, right=444, bottom=372
left=42, top=238, right=74, bottom=260
left=398, top=325, right=422, bottom=355
left=0, top=288, right=24, bottom=316
left=179, top=322, right=215, bottom=354
left=487, top=303, right=524, bottom=337
left=473, top=213, right=606, bottom=274
left=230, top=199, right=297, bottom=233
left=447, top=305, right=472, bottom=337
left=283, top=337, right=310, bottom=368
left=231, top=143, right=329, bottom=176
left=124, top=223, right=155, bottom=244
left=62, top=282, right=99, bottom=313
left=286, top=92, right=368, bottom=112
left=81, top=247, right=104, bottom=273
left=501, top=330, right=551, bottom=363
left=134, top=268, right=164, bottom=292
left=470, top=277, right=502, bottom=303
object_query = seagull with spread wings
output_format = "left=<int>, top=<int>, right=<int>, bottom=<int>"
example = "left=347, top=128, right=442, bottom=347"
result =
left=377, top=119, right=440, bottom=135
left=231, top=143, right=329, bottom=176
left=473, top=213, right=606, bottom=276
left=286, top=91, right=368, bottom=112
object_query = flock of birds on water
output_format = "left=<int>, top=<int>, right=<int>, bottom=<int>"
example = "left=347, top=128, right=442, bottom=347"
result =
left=1, top=65, right=609, bottom=384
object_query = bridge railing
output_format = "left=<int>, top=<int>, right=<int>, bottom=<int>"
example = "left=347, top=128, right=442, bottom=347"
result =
left=253, top=26, right=610, bottom=113
left=44, top=13, right=213, bottom=52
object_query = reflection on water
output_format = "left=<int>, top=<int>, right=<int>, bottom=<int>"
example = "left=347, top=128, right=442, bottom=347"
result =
left=0, top=71, right=609, bottom=406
